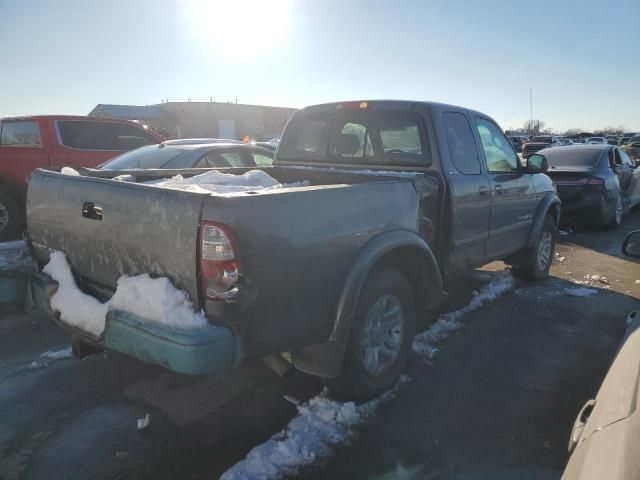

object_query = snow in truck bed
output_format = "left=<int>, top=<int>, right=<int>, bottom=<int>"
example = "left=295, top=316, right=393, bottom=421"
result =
left=148, top=169, right=308, bottom=194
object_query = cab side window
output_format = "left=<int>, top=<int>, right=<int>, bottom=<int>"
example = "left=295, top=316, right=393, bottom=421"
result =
left=474, top=118, right=519, bottom=173
left=443, top=112, right=481, bottom=174
left=0, top=121, right=42, bottom=147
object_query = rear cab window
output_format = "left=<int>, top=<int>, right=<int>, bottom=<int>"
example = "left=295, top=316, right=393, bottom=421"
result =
left=278, top=109, right=429, bottom=166
left=0, top=121, right=42, bottom=147
left=57, top=120, right=158, bottom=151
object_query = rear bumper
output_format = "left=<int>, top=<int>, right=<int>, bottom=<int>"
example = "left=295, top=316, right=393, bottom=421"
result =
left=27, top=272, right=238, bottom=375
left=558, top=192, right=612, bottom=225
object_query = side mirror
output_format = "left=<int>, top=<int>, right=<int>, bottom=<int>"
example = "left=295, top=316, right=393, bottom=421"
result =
left=526, top=154, right=548, bottom=173
left=623, top=231, right=640, bottom=257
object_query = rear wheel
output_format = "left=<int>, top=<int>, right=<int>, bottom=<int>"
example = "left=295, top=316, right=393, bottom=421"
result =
left=0, top=192, right=23, bottom=242
left=323, top=269, right=416, bottom=401
left=606, top=196, right=623, bottom=229
left=511, top=215, right=556, bottom=281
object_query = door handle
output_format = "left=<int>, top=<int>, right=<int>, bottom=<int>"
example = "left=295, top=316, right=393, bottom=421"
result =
left=478, top=186, right=490, bottom=196
left=82, top=202, right=103, bottom=221
left=568, top=399, right=596, bottom=453
left=494, top=185, right=503, bottom=194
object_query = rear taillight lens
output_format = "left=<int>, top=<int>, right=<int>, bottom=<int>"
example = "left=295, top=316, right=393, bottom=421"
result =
left=199, top=222, right=240, bottom=301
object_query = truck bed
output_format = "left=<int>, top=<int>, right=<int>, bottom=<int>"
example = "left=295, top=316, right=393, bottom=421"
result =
left=27, top=166, right=438, bottom=356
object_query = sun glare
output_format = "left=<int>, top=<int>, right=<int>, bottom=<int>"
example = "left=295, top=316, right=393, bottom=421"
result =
left=185, top=0, right=293, bottom=60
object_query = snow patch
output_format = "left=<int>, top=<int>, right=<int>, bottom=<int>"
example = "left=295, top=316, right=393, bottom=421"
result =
left=150, top=169, right=308, bottom=195
left=221, top=376, right=410, bottom=480
left=564, top=287, right=598, bottom=297
left=412, top=271, right=514, bottom=356
left=41, top=347, right=73, bottom=361
left=60, top=166, right=80, bottom=176
left=42, top=251, right=206, bottom=336
left=111, top=275, right=207, bottom=329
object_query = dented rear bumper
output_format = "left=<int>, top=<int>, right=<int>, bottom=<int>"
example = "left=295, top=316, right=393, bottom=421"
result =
left=25, top=272, right=239, bottom=375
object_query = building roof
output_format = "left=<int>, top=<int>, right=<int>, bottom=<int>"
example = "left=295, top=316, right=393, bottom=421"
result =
left=89, top=104, right=170, bottom=120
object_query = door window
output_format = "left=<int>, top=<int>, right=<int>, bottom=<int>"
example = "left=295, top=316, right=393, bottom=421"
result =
left=0, top=121, right=42, bottom=147
left=474, top=118, right=519, bottom=173
left=250, top=151, right=274, bottom=166
left=57, top=121, right=158, bottom=150
left=443, top=112, right=481, bottom=174
left=219, top=151, right=246, bottom=167
left=618, top=149, right=633, bottom=167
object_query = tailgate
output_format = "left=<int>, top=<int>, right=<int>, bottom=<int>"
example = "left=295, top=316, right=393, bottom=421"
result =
left=27, top=170, right=205, bottom=302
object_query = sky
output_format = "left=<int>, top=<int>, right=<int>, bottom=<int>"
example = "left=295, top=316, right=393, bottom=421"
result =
left=1, top=0, right=639, bottom=132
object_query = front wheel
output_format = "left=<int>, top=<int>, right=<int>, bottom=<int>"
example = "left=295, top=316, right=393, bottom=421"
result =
left=323, top=269, right=416, bottom=401
left=512, top=215, right=556, bottom=281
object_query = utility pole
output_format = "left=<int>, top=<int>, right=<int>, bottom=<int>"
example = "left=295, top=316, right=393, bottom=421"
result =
left=530, top=87, right=533, bottom=135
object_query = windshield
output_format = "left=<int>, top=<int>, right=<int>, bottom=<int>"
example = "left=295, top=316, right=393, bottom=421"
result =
left=532, top=136, right=552, bottom=143
left=101, top=145, right=186, bottom=170
left=278, top=110, right=427, bottom=165
left=546, top=148, right=602, bottom=168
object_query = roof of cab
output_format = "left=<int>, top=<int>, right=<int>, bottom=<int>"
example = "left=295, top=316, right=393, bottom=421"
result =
left=0, top=115, right=147, bottom=124
left=299, top=99, right=496, bottom=122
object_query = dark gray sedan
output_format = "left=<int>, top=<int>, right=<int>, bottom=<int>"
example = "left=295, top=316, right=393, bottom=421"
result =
left=537, top=145, right=640, bottom=227
left=100, top=142, right=274, bottom=170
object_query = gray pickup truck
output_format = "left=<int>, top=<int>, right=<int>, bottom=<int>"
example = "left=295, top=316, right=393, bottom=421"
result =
left=26, top=100, right=560, bottom=400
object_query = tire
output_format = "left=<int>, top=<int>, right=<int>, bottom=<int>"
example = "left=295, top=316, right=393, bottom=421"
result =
left=606, top=196, right=623, bottom=229
left=0, top=192, right=23, bottom=242
left=323, top=269, right=416, bottom=401
left=511, top=215, right=556, bottom=281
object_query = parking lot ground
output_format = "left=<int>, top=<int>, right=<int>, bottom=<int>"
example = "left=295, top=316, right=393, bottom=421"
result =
left=0, top=213, right=638, bottom=480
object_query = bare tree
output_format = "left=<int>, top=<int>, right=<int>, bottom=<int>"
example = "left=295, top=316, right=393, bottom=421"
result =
left=523, top=119, right=546, bottom=133
left=564, top=128, right=583, bottom=136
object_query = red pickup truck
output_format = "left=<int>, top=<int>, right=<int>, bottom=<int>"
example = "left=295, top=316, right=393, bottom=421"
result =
left=0, top=115, right=162, bottom=241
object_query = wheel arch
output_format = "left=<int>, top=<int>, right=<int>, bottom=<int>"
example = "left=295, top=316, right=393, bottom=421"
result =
left=290, top=229, right=446, bottom=377
left=527, top=192, right=561, bottom=248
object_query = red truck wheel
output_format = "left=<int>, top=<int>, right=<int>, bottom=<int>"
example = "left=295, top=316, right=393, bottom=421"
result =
left=0, top=192, right=23, bottom=242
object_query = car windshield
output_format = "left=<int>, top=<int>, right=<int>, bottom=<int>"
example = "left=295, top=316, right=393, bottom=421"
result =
left=532, top=136, right=552, bottom=143
left=546, top=148, right=602, bottom=168
left=101, top=145, right=185, bottom=170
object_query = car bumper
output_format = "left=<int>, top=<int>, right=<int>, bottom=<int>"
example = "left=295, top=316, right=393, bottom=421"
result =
left=26, top=272, right=238, bottom=375
left=558, top=192, right=612, bottom=225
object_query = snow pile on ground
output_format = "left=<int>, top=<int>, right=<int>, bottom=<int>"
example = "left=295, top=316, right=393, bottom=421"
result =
left=0, top=240, right=36, bottom=271
left=43, top=251, right=206, bottom=336
left=221, top=376, right=410, bottom=480
left=222, top=273, right=517, bottom=480
left=564, top=287, right=598, bottom=297
left=40, top=347, right=74, bottom=361
left=412, top=271, right=515, bottom=357
left=150, top=169, right=308, bottom=195
left=27, top=347, right=74, bottom=370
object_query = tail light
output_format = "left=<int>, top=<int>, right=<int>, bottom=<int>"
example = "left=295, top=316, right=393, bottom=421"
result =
left=199, top=222, right=240, bottom=301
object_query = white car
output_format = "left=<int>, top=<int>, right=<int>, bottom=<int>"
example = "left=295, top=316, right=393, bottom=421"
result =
left=588, top=137, right=607, bottom=144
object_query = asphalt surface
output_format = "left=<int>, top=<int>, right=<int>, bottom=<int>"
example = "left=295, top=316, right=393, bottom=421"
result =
left=0, top=213, right=638, bottom=480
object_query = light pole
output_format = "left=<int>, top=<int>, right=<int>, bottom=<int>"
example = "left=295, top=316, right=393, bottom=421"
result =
left=530, top=88, right=533, bottom=135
